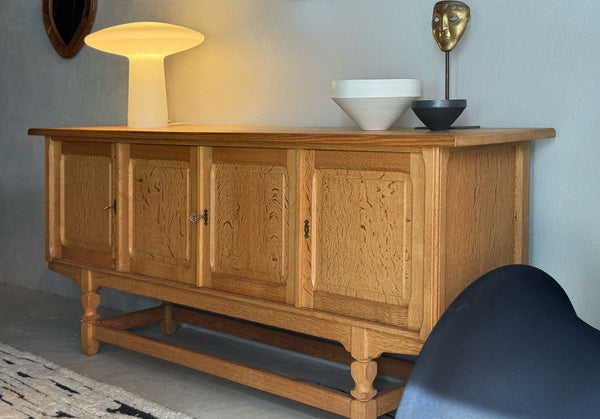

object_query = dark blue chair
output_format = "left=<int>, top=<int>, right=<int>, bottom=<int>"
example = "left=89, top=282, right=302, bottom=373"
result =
left=395, top=264, right=600, bottom=419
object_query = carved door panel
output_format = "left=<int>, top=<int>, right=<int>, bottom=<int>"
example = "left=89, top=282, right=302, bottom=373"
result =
left=58, top=142, right=116, bottom=268
left=203, top=147, right=295, bottom=303
left=300, top=150, right=425, bottom=329
left=128, top=145, right=197, bottom=284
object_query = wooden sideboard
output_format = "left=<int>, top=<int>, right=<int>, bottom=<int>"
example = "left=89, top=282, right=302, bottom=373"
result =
left=29, top=125, right=554, bottom=418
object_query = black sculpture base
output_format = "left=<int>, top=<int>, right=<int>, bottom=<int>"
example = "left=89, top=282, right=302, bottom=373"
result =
left=411, top=99, right=466, bottom=131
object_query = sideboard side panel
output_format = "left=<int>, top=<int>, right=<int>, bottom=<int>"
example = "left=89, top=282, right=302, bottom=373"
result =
left=443, top=143, right=522, bottom=308
left=513, top=142, right=531, bottom=264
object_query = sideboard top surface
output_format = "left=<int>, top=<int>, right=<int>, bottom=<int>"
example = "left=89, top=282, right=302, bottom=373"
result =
left=28, top=125, right=555, bottom=149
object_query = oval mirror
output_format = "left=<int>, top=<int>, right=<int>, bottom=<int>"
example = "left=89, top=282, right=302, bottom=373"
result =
left=42, top=0, right=97, bottom=58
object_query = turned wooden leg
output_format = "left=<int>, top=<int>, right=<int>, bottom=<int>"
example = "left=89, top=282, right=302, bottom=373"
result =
left=80, top=271, right=100, bottom=355
left=160, top=303, right=179, bottom=335
left=350, top=359, right=378, bottom=419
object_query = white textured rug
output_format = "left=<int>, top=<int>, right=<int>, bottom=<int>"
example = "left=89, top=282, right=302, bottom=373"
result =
left=0, top=343, right=194, bottom=419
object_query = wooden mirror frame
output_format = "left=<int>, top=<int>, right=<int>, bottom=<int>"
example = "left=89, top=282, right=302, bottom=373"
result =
left=42, top=0, right=97, bottom=58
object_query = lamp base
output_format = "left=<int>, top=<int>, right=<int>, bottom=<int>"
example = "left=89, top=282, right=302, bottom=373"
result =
left=127, top=56, right=168, bottom=128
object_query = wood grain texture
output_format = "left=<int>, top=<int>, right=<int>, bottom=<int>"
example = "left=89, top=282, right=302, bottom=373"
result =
left=98, top=306, right=165, bottom=330
left=116, top=143, right=130, bottom=272
left=375, top=388, right=405, bottom=417
left=514, top=142, right=531, bottom=263
left=33, top=126, right=552, bottom=419
left=350, top=360, right=377, bottom=401
left=46, top=138, right=60, bottom=260
left=56, top=260, right=424, bottom=345
left=285, top=150, right=300, bottom=305
left=407, top=153, right=426, bottom=331
left=160, top=303, right=179, bottom=335
left=315, top=168, right=411, bottom=305
left=128, top=145, right=197, bottom=284
left=350, top=399, right=377, bottom=419
left=209, top=148, right=291, bottom=302
left=61, top=153, right=112, bottom=252
left=298, top=150, right=315, bottom=308
left=131, top=160, right=190, bottom=261
left=419, top=147, right=449, bottom=339
left=198, top=147, right=212, bottom=287
left=308, top=151, right=418, bottom=326
left=80, top=270, right=100, bottom=355
left=29, top=126, right=556, bottom=150
left=94, top=324, right=355, bottom=417
left=313, top=293, right=409, bottom=328
left=93, top=306, right=407, bottom=418
left=443, top=144, right=520, bottom=308
left=209, top=275, right=287, bottom=303
left=168, top=306, right=414, bottom=379
left=212, top=163, right=286, bottom=283
left=58, top=142, right=115, bottom=268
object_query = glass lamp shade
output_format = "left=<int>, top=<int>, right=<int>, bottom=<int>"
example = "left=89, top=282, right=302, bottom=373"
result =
left=85, top=22, right=204, bottom=128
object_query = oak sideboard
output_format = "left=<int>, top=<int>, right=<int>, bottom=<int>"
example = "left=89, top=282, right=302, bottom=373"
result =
left=29, top=125, right=555, bottom=418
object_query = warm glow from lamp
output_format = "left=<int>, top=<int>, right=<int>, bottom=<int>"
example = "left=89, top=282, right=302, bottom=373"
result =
left=85, top=22, right=204, bottom=128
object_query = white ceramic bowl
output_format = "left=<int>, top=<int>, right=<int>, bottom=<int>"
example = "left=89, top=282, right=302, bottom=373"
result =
left=331, top=79, right=421, bottom=130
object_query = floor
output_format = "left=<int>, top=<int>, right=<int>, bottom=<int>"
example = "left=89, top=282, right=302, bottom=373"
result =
left=0, top=283, right=399, bottom=418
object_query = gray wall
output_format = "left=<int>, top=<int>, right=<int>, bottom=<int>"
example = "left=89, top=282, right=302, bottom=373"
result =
left=2, top=1, right=599, bottom=328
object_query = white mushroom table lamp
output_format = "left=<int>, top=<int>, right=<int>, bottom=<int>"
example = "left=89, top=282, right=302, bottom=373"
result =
left=85, top=22, right=204, bottom=128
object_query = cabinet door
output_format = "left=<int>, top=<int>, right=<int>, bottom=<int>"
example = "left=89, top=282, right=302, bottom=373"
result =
left=300, top=151, right=425, bottom=329
left=128, top=145, right=197, bottom=284
left=203, top=147, right=295, bottom=303
left=56, top=142, right=116, bottom=268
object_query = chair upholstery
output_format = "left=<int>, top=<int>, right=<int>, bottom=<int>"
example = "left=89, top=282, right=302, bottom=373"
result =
left=395, top=264, right=600, bottom=419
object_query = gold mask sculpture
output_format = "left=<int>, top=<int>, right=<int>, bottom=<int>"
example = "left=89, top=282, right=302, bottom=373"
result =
left=432, top=1, right=470, bottom=52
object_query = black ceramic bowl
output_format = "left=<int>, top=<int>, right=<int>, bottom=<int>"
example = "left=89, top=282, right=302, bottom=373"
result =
left=411, top=99, right=467, bottom=131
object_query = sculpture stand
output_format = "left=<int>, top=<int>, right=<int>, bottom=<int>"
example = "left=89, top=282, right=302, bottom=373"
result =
left=411, top=51, right=477, bottom=130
